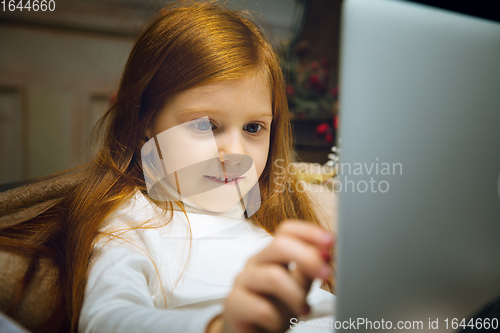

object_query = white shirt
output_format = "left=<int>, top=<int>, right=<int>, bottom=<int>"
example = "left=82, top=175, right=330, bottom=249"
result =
left=79, top=190, right=335, bottom=333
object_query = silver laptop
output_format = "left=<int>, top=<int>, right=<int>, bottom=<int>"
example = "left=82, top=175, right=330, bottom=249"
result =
left=336, top=0, right=500, bottom=331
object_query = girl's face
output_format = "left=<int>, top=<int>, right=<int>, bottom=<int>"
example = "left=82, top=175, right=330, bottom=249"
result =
left=145, top=72, right=273, bottom=212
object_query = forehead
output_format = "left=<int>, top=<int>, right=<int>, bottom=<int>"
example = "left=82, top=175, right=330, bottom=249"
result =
left=161, top=73, right=272, bottom=119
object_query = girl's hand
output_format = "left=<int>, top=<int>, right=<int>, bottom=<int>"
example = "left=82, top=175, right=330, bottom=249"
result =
left=207, top=220, right=334, bottom=333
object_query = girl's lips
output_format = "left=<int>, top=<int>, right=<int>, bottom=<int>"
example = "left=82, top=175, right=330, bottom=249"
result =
left=204, top=175, right=244, bottom=184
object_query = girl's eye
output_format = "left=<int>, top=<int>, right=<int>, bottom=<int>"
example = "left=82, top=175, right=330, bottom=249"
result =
left=193, top=119, right=215, bottom=132
left=243, top=123, right=262, bottom=134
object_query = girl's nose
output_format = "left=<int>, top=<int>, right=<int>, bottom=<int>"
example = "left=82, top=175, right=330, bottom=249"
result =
left=217, top=132, right=246, bottom=163
left=218, top=151, right=248, bottom=165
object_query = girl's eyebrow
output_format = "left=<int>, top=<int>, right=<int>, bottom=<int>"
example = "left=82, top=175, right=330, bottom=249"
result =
left=178, top=107, right=273, bottom=118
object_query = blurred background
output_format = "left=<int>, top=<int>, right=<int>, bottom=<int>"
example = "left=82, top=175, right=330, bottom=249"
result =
left=1, top=0, right=497, bottom=187
left=0, top=0, right=342, bottom=188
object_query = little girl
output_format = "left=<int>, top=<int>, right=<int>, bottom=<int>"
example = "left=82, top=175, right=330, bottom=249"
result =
left=0, top=2, right=335, bottom=333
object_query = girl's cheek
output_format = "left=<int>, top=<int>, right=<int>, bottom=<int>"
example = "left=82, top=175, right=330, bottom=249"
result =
left=156, top=127, right=220, bottom=173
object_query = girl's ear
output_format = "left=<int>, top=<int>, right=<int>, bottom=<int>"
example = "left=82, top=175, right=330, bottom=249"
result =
left=145, top=123, right=154, bottom=140
left=141, top=135, right=153, bottom=155
left=143, top=125, right=153, bottom=151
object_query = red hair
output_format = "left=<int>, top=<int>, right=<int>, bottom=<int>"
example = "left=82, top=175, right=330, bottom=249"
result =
left=0, top=2, right=327, bottom=332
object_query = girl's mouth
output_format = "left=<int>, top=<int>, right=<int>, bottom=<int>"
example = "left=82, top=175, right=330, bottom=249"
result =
left=205, top=176, right=244, bottom=184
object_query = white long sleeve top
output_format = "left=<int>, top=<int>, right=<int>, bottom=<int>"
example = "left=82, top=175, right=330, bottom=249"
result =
left=79, top=189, right=335, bottom=333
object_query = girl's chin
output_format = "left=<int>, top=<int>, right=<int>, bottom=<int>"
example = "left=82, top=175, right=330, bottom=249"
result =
left=186, top=186, right=251, bottom=213
left=189, top=198, right=242, bottom=213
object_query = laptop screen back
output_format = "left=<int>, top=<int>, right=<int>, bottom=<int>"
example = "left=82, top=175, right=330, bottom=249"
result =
left=336, top=0, right=500, bottom=330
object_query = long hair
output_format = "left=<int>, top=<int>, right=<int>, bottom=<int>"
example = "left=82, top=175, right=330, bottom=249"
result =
left=0, top=2, right=326, bottom=332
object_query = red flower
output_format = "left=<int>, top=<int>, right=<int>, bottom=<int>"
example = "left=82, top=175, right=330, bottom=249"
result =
left=330, top=86, right=338, bottom=98
left=316, top=122, right=329, bottom=135
left=321, top=58, right=329, bottom=68
left=286, top=85, right=295, bottom=96
left=310, top=61, right=319, bottom=70
left=334, top=115, right=339, bottom=129
left=325, top=133, right=334, bottom=143
left=309, top=74, right=320, bottom=86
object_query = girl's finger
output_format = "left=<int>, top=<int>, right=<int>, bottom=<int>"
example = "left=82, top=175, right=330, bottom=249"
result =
left=266, top=295, right=296, bottom=330
left=224, top=288, right=285, bottom=333
left=275, top=220, right=334, bottom=249
left=250, top=235, right=331, bottom=281
left=236, top=264, right=309, bottom=316
left=289, top=266, right=313, bottom=295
